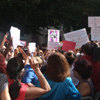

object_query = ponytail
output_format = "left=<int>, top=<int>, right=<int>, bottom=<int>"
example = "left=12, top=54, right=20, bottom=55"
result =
left=9, top=79, right=21, bottom=100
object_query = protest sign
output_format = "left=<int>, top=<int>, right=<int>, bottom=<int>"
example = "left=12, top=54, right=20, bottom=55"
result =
left=47, top=41, right=58, bottom=50
left=64, top=28, right=89, bottom=49
left=10, top=26, right=20, bottom=49
left=62, top=40, right=76, bottom=52
left=88, top=16, right=100, bottom=28
left=19, top=40, right=26, bottom=46
left=29, top=42, right=36, bottom=52
left=88, top=16, right=100, bottom=41
left=48, top=29, right=60, bottom=42
left=91, top=27, right=100, bottom=40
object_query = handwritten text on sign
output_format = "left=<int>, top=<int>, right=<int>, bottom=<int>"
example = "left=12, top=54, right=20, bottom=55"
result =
left=88, top=17, right=100, bottom=27
left=10, top=26, right=20, bottom=49
left=64, top=28, right=89, bottom=49
left=47, top=41, right=58, bottom=50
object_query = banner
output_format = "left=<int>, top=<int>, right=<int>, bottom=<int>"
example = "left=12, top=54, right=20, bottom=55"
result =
left=62, top=40, right=76, bottom=52
left=10, top=26, right=20, bottom=49
left=64, top=28, right=89, bottom=49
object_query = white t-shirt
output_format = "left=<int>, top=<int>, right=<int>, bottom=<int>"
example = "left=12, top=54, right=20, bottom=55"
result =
left=70, top=65, right=79, bottom=86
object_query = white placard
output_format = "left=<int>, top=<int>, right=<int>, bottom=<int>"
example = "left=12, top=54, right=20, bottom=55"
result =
left=19, top=40, right=26, bottom=46
left=29, top=42, right=36, bottom=52
left=47, top=41, right=58, bottom=50
left=91, top=28, right=100, bottom=40
left=48, top=29, right=60, bottom=42
left=88, top=16, right=100, bottom=27
left=10, top=26, right=20, bottom=49
left=64, top=28, right=89, bottom=49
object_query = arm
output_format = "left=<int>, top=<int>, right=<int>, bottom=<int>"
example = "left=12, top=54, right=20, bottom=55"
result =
left=3, top=38, right=12, bottom=58
left=25, top=58, right=51, bottom=99
left=1, top=86, right=11, bottom=100
left=77, top=82, right=90, bottom=97
left=18, top=47, right=29, bottom=66
left=0, top=32, right=9, bottom=48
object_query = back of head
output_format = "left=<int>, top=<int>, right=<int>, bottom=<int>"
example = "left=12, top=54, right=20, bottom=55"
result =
left=74, top=59, right=92, bottom=79
left=46, top=52, right=70, bottom=82
left=65, top=50, right=76, bottom=65
left=6, top=57, right=24, bottom=99
left=34, top=56, right=42, bottom=64
left=83, top=43, right=94, bottom=56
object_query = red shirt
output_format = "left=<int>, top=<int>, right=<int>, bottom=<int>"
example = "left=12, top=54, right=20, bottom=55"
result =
left=80, top=56, right=100, bottom=93
left=8, top=78, right=28, bottom=100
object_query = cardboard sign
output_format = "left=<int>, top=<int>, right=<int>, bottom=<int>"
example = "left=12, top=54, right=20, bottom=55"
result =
left=29, top=42, right=36, bottom=52
left=64, top=28, right=89, bottom=49
left=10, top=26, right=20, bottom=49
left=62, top=40, right=76, bottom=52
left=48, top=29, right=60, bottom=42
left=47, top=41, right=58, bottom=50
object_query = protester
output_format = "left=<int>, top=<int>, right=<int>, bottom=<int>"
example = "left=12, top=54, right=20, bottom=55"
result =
left=36, top=52, right=81, bottom=100
left=0, top=53, right=11, bottom=100
left=6, top=56, right=51, bottom=100
left=80, top=43, right=100, bottom=93
left=65, top=50, right=79, bottom=86
left=73, top=59, right=94, bottom=98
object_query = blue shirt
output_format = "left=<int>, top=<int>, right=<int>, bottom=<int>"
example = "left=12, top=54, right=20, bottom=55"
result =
left=21, top=64, right=38, bottom=85
left=36, top=74, right=81, bottom=100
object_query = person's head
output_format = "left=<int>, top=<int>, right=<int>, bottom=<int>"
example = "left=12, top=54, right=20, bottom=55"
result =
left=83, top=43, right=94, bottom=56
left=34, top=56, right=43, bottom=69
left=73, top=59, right=92, bottom=80
left=0, top=53, right=6, bottom=74
left=6, top=57, right=24, bottom=99
left=46, top=52, right=70, bottom=82
left=65, top=50, right=76, bottom=66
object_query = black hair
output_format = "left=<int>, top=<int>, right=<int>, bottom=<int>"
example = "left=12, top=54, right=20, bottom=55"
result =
left=6, top=57, right=24, bottom=99
left=65, top=51, right=76, bottom=65
left=74, top=59, right=92, bottom=79
left=83, top=43, right=94, bottom=56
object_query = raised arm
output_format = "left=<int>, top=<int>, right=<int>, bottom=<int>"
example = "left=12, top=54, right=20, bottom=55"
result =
left=25, top=58, right=51, bottom=99
left=0, top=32, right=9, bottom=48
left=3, top=38, right=12, bottom=58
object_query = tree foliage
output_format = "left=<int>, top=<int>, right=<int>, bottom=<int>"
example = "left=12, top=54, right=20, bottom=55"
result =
left=0, top=0, right=100, bottom=34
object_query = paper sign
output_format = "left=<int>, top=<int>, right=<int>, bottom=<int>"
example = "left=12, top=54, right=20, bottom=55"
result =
left=88, top=17, right=100, bottom=27
left=47, top=41, right=58, bottom=50
left=10, top=26, right=20, bottom=49
left=48, top=30, right=60, bottom=42
left=62, top=40, right=76, bottom=52
left=91, top=27, right=100, bottom=40
left=29, top=42, right=36, bottom=52
left=19, top=40, right=26, bottom=46
left=64, top=28, right=89, bottom=49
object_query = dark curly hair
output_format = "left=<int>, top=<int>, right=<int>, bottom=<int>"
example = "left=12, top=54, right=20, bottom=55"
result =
left=74, top=59, right=92, bottom=79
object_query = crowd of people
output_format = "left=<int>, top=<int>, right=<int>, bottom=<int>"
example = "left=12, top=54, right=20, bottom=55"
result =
left=0, top=33, right=100, bottom=100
